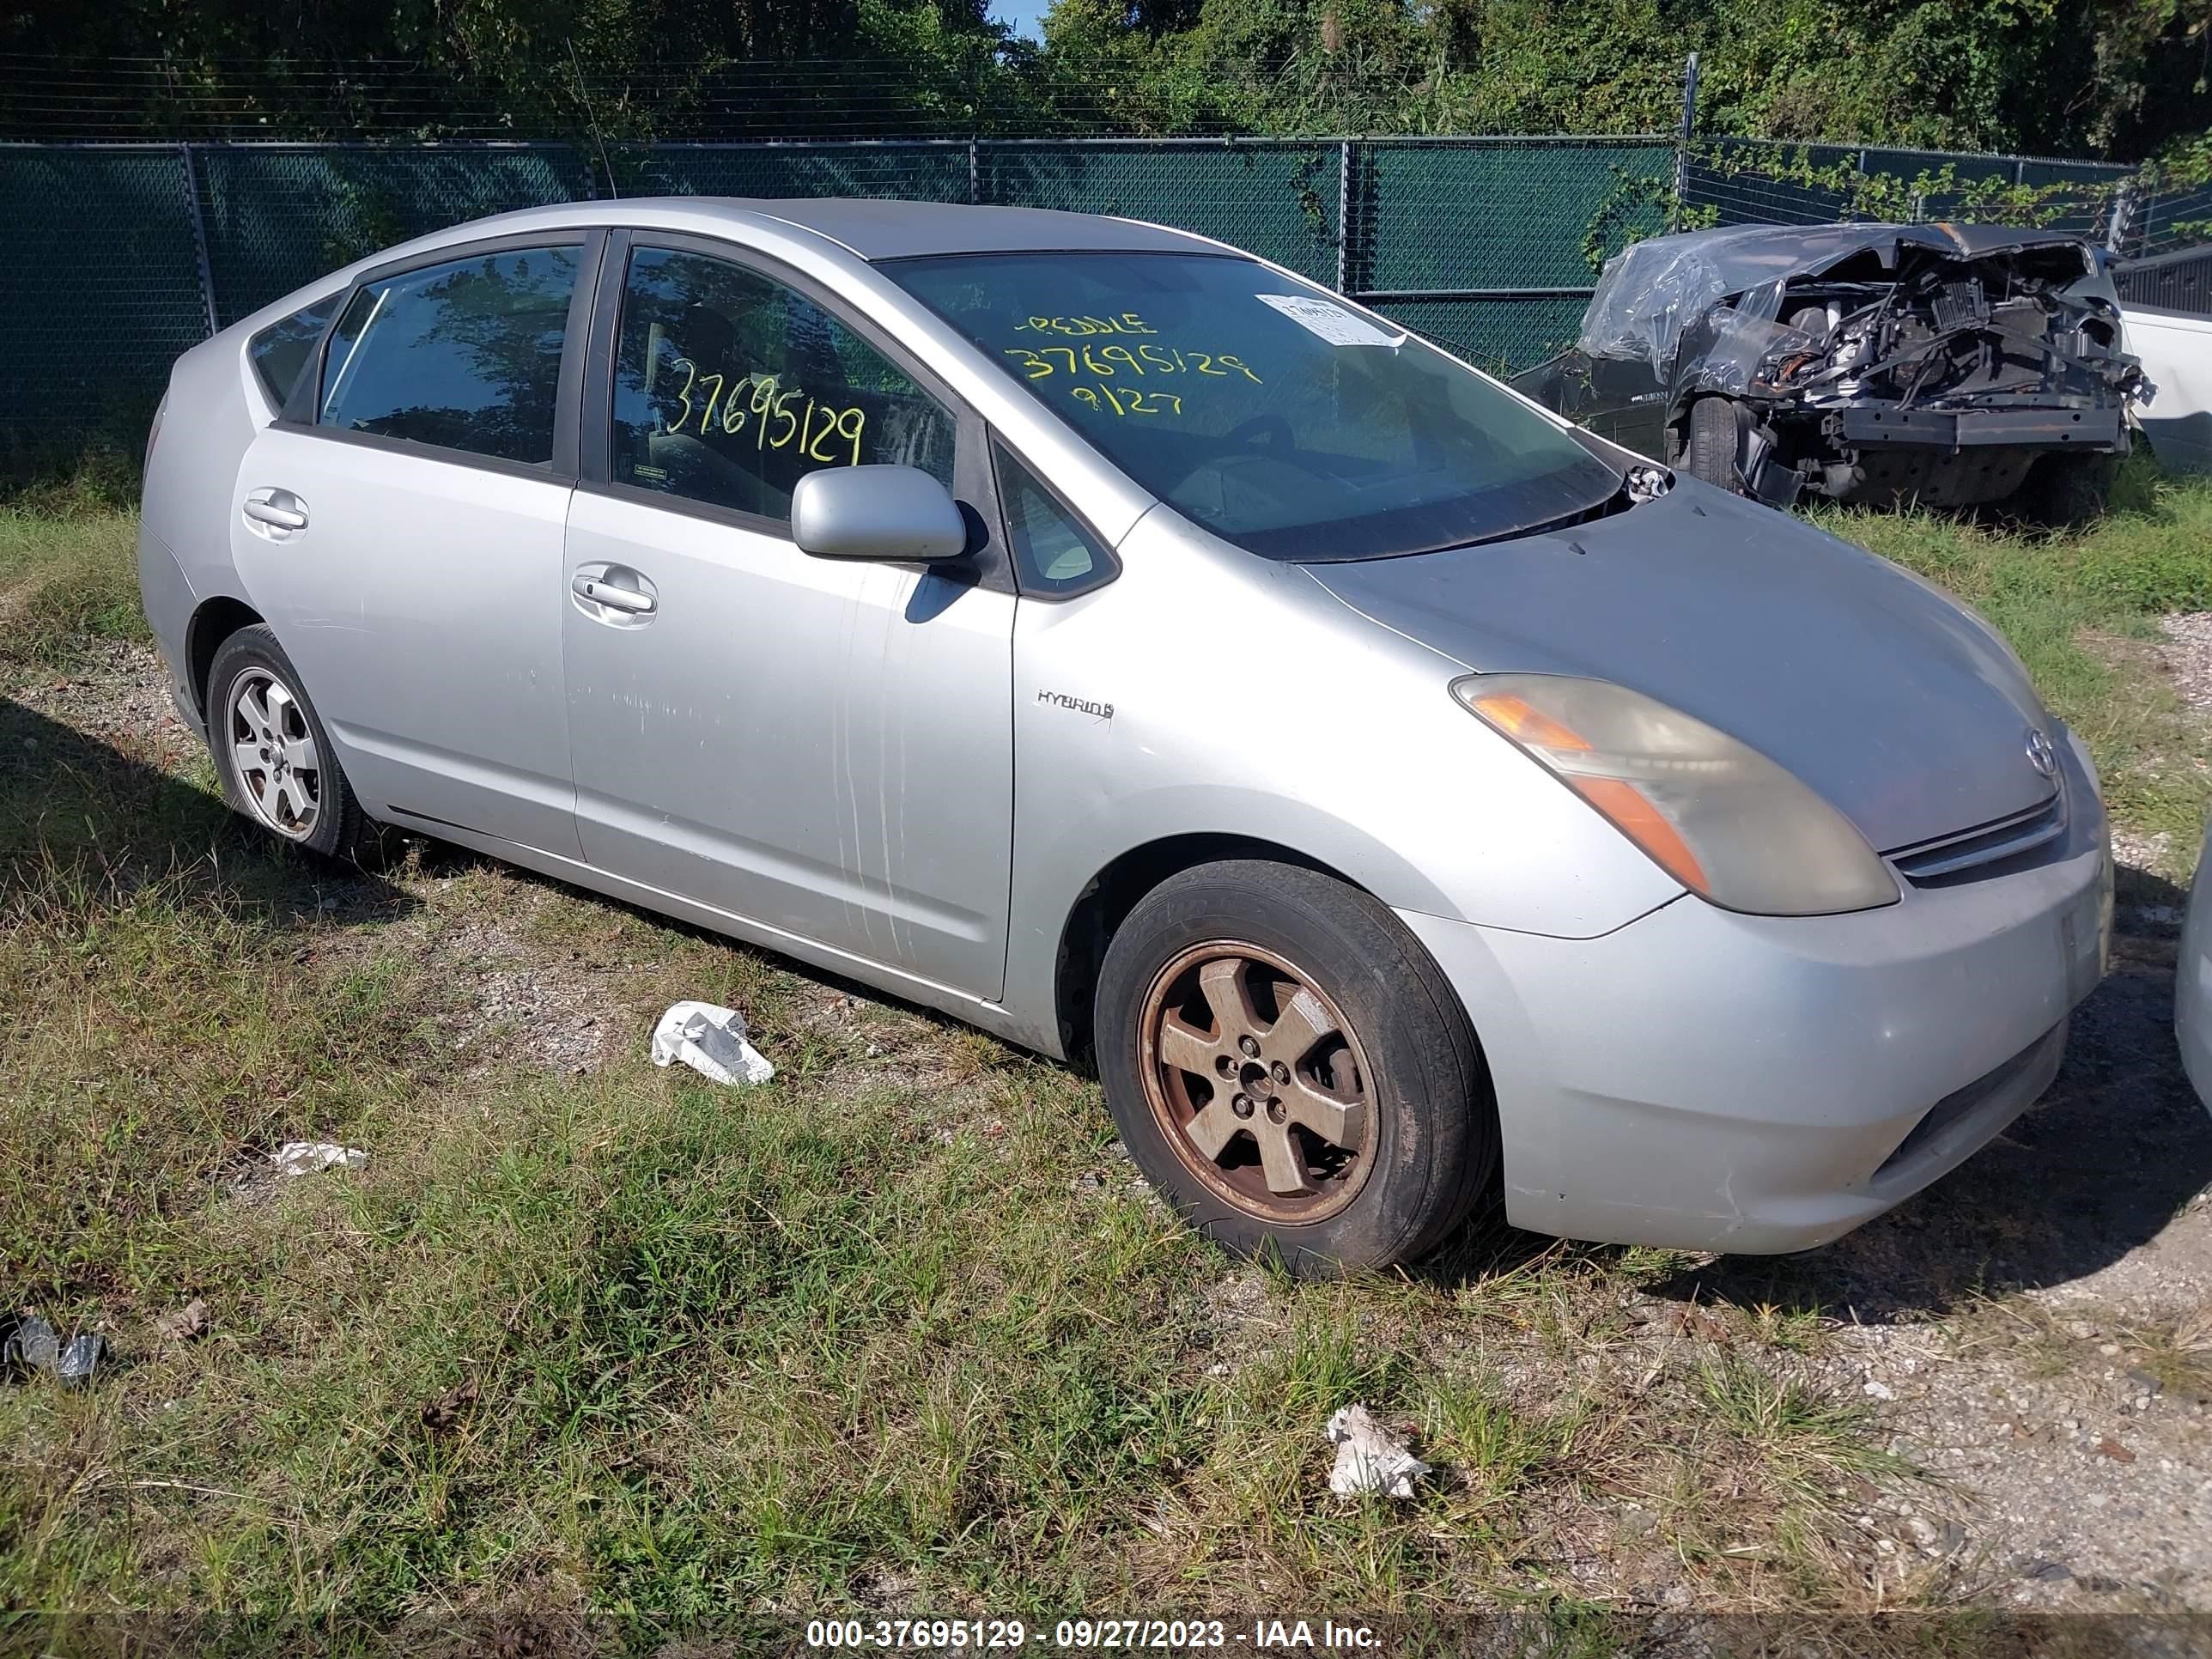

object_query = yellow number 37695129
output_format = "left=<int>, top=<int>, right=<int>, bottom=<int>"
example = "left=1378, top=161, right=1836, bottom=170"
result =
left=661, top=356, right=867, bottom=467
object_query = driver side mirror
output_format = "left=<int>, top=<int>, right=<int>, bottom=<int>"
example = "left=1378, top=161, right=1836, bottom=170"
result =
left=792, top=465, right=969, bottom=563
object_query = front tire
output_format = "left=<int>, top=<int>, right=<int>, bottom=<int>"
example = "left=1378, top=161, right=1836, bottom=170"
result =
left=206, top=625, right=375, bottom=861
left=1094, top=860, right=1497, bottom=1275
left=1683, top=395, right=1741, bottom=493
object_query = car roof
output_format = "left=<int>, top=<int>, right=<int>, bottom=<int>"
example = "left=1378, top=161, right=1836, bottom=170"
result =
left=411, top=197, right=1230, bottom=263
left=225, top=196, right=1243, bottom=343
left=706, top=198, right=1224, bottom=260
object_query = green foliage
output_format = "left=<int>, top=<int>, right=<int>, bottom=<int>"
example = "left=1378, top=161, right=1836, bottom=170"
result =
left=3, top=0, right=2208, bottom=161
left=1578, top=165, right=1714, bottom=272
left=1688, top=141, right=2124, bottom=228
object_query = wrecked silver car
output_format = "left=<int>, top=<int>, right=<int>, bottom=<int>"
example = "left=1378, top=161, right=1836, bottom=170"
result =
left=1515, top=222, right=2146, bottom=514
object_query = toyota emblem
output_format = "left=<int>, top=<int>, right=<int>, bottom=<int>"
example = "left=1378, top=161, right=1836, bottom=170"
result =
left=2025, top=728, right=2058, bottom=779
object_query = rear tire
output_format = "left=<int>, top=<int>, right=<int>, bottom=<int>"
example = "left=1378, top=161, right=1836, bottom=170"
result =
left=1094, top=860, right=1497, bottom=1276
left=206, top=625, right=379, bottom=862
left=1684, top=395, right=1741, bottom=493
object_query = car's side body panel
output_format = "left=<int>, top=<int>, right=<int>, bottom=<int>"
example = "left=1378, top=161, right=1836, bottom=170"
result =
left=2124, top=304, right=2212, bottom=475
left=563, top=487, right=1018, bottom=1000
left=229, top=425, right=582, bottom=855
left=992, top=505, right=1688, bottom=1051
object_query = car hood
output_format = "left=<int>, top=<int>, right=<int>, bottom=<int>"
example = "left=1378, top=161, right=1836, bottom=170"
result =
left=1302, top=486, right=2056, bottom=853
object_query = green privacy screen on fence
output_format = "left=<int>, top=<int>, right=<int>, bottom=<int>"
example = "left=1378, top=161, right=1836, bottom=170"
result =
left=0, top=134, right=2151, bottom=477
left=195, top=144, right=595, bottom=327
left=0, top=148, right=212, bottom=471
left=0, top=136, right=1666, bottom=471
left=978, top=141, right=1342, bottom=284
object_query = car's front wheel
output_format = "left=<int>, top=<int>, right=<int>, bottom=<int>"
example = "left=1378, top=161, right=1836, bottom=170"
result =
left=1683, top=394, right=1741, bottom=493
left=1094, top=860, right=1497, bottom=1275
left=206, top=624, right=375, bottom=861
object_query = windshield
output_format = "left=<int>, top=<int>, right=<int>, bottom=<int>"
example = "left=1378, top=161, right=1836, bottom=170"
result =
left=886, top=251, right=1620, bottom=562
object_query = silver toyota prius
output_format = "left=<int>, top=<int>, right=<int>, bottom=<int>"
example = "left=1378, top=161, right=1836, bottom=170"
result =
left=137, top=198, right=2114, bottom=1272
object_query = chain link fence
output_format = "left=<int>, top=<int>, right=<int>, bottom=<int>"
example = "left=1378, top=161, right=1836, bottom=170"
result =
left=0, top=147, right=214, bottom=476
left=1681, top=138, right=2135, bottom=239
left=0, top=132, right=2200, bottom=479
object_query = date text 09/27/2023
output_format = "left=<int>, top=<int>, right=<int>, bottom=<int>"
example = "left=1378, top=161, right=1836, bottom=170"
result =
left=805, top=1618, right=1383, bottom=1650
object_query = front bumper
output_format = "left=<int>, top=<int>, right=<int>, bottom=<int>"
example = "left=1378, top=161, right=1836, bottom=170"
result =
left=1399, top=739, right=2112, bottom=1255
left=1832, top=403, right=2126, bottom=451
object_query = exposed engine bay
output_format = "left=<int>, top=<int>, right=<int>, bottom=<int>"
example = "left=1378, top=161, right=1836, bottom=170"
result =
left=1516, top=222, right=2148, bottom=513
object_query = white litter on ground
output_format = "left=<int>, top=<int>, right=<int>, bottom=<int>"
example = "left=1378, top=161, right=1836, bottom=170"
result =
left=651, top=1001, right=775, bottom=1087
left=271, top=1141, right=368, bottom=1177
left=1324, top=1403, right=1431, bottom=1498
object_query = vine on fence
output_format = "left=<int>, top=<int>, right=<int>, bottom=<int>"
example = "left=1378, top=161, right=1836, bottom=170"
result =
left=1574, top=140, right=2181, bottom=275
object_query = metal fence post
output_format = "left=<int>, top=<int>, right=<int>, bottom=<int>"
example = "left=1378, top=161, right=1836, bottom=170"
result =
left=2105, top=179, right=2139, bottom=258
left=177, top=141, right=220, bottom=338
left=1336, top=138, right=1355, bottom=293
left=1673, top=52, right=1699, bottom=230
left=969, top=137, right=981, bottom=206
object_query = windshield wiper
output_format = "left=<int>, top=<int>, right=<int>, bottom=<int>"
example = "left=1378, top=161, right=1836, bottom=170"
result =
left=1397, top=471, right=1651, bottom=556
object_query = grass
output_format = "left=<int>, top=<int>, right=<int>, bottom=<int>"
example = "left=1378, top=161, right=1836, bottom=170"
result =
left=0, top=494, right=148, bottom=667
left=2, top=477, right=2209, bottom=1637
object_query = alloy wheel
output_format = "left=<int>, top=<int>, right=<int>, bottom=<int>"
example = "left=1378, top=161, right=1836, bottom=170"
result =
left=227, top=667, right=323, bottom=841
left=1137, top=941, right=1378, bottom=1224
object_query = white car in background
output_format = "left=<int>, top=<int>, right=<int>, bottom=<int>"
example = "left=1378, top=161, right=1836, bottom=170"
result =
left=2123, top=301, right=2212, bottom=474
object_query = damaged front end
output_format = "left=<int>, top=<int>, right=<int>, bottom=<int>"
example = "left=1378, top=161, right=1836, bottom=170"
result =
left=1525, top=223, right=2148, bottom=512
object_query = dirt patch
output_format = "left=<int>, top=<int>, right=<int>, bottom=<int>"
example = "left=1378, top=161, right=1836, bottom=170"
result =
left=2160, top=612, right=2212, bottom=717
left=7, top=640, right=199, bottom=771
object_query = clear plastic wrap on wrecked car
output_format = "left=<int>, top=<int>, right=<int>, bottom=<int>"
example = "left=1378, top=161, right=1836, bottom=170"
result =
left=1697, top=281, right=1828, bottom=394
left=1580, top=245, right=1820, bottom=394
left=1579, top=239, right=1761, bottom=372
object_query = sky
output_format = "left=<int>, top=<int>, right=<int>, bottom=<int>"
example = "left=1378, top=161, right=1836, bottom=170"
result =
left=991, top=0, right=1050, bottom=41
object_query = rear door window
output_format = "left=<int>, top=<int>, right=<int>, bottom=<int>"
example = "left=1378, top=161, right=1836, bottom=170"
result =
left=247, top=296, right=338, bottom=407
left=610, top=246, right=956, bottom=524
left=318, top=246, right=580, bottom=465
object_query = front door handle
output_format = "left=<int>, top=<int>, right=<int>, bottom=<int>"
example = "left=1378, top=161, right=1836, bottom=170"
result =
left=242, top=487, right=308, bottom=538
left=571, top=571, right=657, bottom=615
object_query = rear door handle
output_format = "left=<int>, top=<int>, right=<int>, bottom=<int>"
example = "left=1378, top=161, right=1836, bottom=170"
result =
left=242, top=488, right=308, bottom=538
left=571, top=571, right=657, bottom=615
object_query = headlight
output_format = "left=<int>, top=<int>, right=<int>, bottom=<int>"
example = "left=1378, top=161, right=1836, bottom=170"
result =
left=1452, top=673, right=1899, bottom=916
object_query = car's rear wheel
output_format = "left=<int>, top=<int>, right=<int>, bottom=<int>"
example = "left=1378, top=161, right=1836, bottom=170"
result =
left=1094, top=860, right=1496, bottom=1275
left=207, top=625, right=375, bottom=861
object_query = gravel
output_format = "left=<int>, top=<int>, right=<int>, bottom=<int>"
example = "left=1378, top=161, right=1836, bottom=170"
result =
left=2159, top=613, right=2212, bottom=716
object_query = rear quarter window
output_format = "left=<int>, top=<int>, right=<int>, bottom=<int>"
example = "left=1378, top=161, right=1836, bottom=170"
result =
left=246, top=297, right=339, bottom=408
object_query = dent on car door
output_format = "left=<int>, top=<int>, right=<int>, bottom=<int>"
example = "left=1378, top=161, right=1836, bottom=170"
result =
left=228, top=238, right=596, bottom=855
left=561, top=237, right=1017, bottom=1000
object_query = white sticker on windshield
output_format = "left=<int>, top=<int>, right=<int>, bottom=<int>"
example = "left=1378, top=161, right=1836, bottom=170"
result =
left=1256, top=293, right=1405, bottom=346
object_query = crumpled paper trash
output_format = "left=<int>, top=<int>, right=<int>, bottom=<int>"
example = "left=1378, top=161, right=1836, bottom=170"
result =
left=271, top=1141, right=368, bottom=1177
left=651, top=1001, right=775, bottom=1087
left=1324, top=1403, right=1431, bottom=1498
